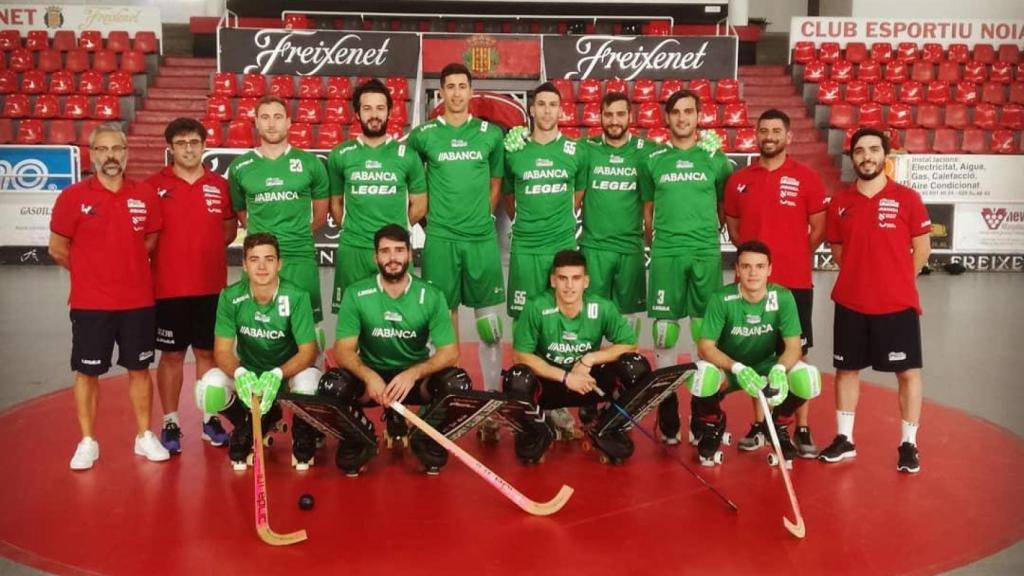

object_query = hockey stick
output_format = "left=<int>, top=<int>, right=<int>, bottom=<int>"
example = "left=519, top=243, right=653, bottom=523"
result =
left=389, top=402, right=574, bottom=516
left=251, top=394, right=308, bottom=546
left=757, top=390, right=806, bottom=539
left=593, top=387, right=738, bottom=512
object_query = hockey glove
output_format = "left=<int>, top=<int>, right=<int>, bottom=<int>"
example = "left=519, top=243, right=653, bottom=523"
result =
left=234, top=367, right=259, bottom=409
left=731, top=362, right=766, bottom=397
left=256, top=368, right=284, bottom=415
left=504, top=125, right=529, bottom=153
left=766, top=364, right=789, bottom=407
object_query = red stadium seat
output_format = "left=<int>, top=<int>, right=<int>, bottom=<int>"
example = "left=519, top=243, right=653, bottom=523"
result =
left=916, top=104, right=943, bottom=129
left=819, top=42, right=841, bottom=64
left=903, top=128, right=931, bottom=153
left=954, top=81, right=979, bottom=105
left=708, top=127, right=729, bottom=148
left=133, top=32, right=158, bottom=54
left=2, top=94, right=29, bottom=118
left=944, top=103, right=969, bottom=129
left=37, top=49, right=62, bottom=73
left=870, top=42, right=894, bottom=63
left=830, top=103, right=856, bottom=128
left=856, top=60, right=881, bottom=82
left=932, top=128, right=959, bottom=153
left=316, top=123, right=344, bottom=148
left=0, top=30, right=21, bottom=51
left=299, top=76, right=324, bottom=99
left=605, top=79, right=628, bottom=96
left=269, top=75, right=295, bottom=98
left=288, top=123, right=313, bottom=147
left=284, top=14, right=312, bottom=30
left=695, top=103, right=717, bottom=127
left=830, top=59, right=853, bottom=82
left=206, top=95, right=231, bottom=121
left=947, top=44, right=969, bottom=64
left=845, top=42, right=868, bottom=63
left=887, top=103, right=914, bottom=128
left=47, top=119, right=76, bottom=144
left=581, top=102, right=601, bottom=127
left=997, top=44, right=1020, bottom=64
left=937, top=60, right=961, bottom=83
left=872, top=81, right=895, bottom=104
left=348, top=119, right=362, bottom=136
left=225, top=119, right=254, bottom=148
left=120, top=50, right=146, bottom=74
left=722, top=103, right=748, bottom=127
left=553, top=79, right=577, bottom=102
left=235, top=97, right=258, bottom=120
left=687, top=79, right=712, bottom=102
left=646, top=126, right=669, bottom=144
left=1011, top=83, right=1024, bottom=105
left=385, top=77, right=409, bottom=101
left=78, top=31, right=102, bottom=51
left=49, top=70, right=74, bottom=95
left=920, top=43, right=943, bottom=63
left=0, top=119, right=11, bottom=143
left=26, top=30, right=48, bottom=51
left=845, top=80, right=869, bottom=105
left=106, top=71, right=134, bottom=96
left=926, top=81, right=949, bottom=104
left=587, top=126, right=603, bottom=138
left=973, top=44, right=996, bottom=64
left=989, top=61, right=1012, bottom=84
left=991, top=129, right=1018, bottom=153
left=817, top=79, right=841, bottom=104
left=981, top=82, right=1006, bottom=104
left=8, top=49, right=33, bottom=72
left=910, top=62, right=935, bottom=83
left=212, top=72, right=237, bottom=96
left=792, top=41, right=816, bottom=64
left=326, top=77, right=352, bottom=100
left=659, top=79, right=684, bottom=101
left=390, top=102, right=408, bottom=126
left=636, top=102, right=663, bottom=128
left=802, top=60, right=826, bottom=83
left=733, top=127, right=757, bottom=153
left=15, top=119, right=44, bottom=144
left=63, top=95, right=89, bottom=119
left=0, top=71, right=15, bottom=94
left=1001, top=104, right=1023, bottom=130
left=715, top=79, right=740, bottom=103
left=895, top=42, right=918, bottom=63
left=201, top=118, right=223, bottom=146
left=558, top=102, right=577, bottom=126
left=386, top=120, right=405, bottom=139
left=632, top=79, right=657, bottom=103
left=65, top=49, right=90, bottom=73
left=884, top=60, right=908, bottom=83
left=963, top=61, right=988, bottom=84
left=52, top=31, right=75, bottom=52
left=858, top=102, right=883, bottom=127
left=324, top=99, right=353, bottom=124
left=960, top=128, right=988, bottom=153
left=899, top=81, right=923, bottom=105
left=240, top=74, right=266, bottom=98
left=20, top=70, right=46, bottom=95
left=106, top=31, right=130, bottom=53
left=974, top=103, right=998, bottom=129
left=77, top=120, right=101, bottom=146
left=32, top=94, right=59, bottom=118
left=92, top=95, right=120, bottom=120
left=296, top=99, right=322, bottom=124
left=561, top=126, right=581, bottom=139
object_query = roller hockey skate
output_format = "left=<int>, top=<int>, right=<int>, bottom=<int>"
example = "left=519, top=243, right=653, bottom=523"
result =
left=228, top=405, right=286, bottom=470
left=335, top=437, right=378, bottom=478
left=738, top=421, right=767, bottom=452
left=514, top=413, right=554, bottom=465
left=766, top=423, right=798, bottom=470
left=476, top=415, right=502, bottom=444
left=410, top=434, right=448, bottom=475
left=692, top=415, right=731, bottom=467
left=582, top=406, right=635, bottom=465
left=382, top=407, right=410, bottom=450
left=291, top=418, right=318, bottom=471
left=658, top=402, right=682, bottom=445
left=546, top=407, right=581, bottom=442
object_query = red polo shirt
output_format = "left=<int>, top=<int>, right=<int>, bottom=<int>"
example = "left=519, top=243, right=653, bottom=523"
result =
left=50, top=176, right=162, bottom=310
left=724, top=157, right=826, bottom=289
left=826, top=179, right=932, bottom=315
left=146, top=167, right=234, bottom=299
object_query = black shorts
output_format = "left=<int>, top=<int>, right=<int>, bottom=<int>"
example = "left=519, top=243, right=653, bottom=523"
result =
left=155, top=295, right=219, bottom=352
left=833, top=303, right=923, bottom=373
left=70, top=307, right=156, bottom=376
left=791, top=288, right=814, bottom=354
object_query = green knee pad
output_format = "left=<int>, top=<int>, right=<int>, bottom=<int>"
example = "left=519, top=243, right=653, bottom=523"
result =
left=689, top=317, right=704, bottom=344
left=195, top=369, right=231, bottom=413
left=475, top=309, right=503, bottom=345
left=627, top=314, right=643, bottom=341
left=652, top=319, right=680, bottom=349
left=685, top=361, right=725, bottom=398
left=788, top=361, right=822, bottom=400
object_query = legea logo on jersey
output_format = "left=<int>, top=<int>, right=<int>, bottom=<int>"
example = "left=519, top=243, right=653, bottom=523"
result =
left=254, top=311, right=271, bottom=323
left=609, top=155, right=624, bottom=164
left=562, top=331, right=578, bottom=341
left=745, top=314, right=761, bottom=324
left=675, top=160, right=694, bottom=170
left=365, top=159, right=382, bottom=170
left=451, top=139, right=467, bottom=148
left=266, top=177, right=284, bottom=186
left=535, top=158, right=553, bottom=168
left=384, top=311, right=403, bottom=322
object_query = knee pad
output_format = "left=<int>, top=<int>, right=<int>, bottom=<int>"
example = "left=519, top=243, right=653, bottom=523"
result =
left=613, top=353, right=651, bottom=389
left=627, top=313, right=643, bottom=341
left=317, top=368, right=365, bottom=404
left=788, top=361, right=822, bottom=400
left=685, top=361, right=725, bottom=398
left=289, top=367, right=323, bottom=395
left=195, top=368, right=232, bottom=413
left=474, top=307, right=503, bottom=344
left=427, top=367, right=473, bottom=398
left=652, top=319, right=680, bottom=349
left=502, top=364, right=540, bottom=403
left=689, top=317, right=704, bottom=344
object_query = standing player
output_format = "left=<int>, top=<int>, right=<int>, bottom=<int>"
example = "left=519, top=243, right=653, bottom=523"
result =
left=507, top=249, right=645, bottom=464
left=639, top=89, right=733, bottom=443
left=724, top=109, right=826, bottom=458
left=147, top=117, right=237, bottom=453
left=194, top=233, right=323, bottom=470
left=407, top=63, right=506, bottom=414
left=49, top=122, right=170, bottom=469
left=227, top=95, right=329, bottom=325
left=820, top=128, right=931, bottom=473
left=330, top=225, right=464, bottom=476
left=686, top=241, right=821, bottom=467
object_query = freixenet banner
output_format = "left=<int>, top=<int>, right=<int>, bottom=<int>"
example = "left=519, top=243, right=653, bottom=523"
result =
left=0, top=4, right=162, bottom=39
left=218, top=28, right=420, bottom=77
left=543, top=35, right=738, bottom=81
left=422, top=34, right=542, bottom=79
left=790, top=17, right=1024, bottom=49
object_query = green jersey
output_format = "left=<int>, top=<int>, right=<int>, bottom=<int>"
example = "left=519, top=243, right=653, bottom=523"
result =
left=228, top=146, right=330, bottom=258
left=407, top=116, right=504, bottom=241
left=513, top=290, right=637, bottom=369
left=335, top=274, right=456, bottom=372
left=214, top=278, right=317, bottom=373
left=638, top=144, right=733, bottom=257
left=581, top=135, right=653, bottom=254
left=503, top=134, right=588, bottom=254
left=327, top=137, right=426, bottom=249
left=700, top=283, right=801, bottom=374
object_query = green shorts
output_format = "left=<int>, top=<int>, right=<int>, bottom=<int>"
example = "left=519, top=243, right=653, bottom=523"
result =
left=647, top=254, right=722, bottom=320
left=331, top=244, right=378, bottom=313
left=421, top=235, right=505, bottom=311
left=280, top=255, right=323, bottom=323
left=508, top=250, right=562, bottom=318
left=581, top=247, right=646, bottom=314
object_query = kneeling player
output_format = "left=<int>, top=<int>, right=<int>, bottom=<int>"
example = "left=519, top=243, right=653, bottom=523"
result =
left=687, top=241, right=821, bottom=467
left=508, top=250, right=647, bottom=464
left=328, top=224, right=465, bottom=476
left=194, top=233, right=322, bottom=470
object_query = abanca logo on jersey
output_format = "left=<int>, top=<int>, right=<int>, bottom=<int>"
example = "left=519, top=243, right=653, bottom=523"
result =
left=254, top=191, right=300, bottom=202
left=371, top=327, right=418, bottom=339
left=730, top=324, right=774, bottom=337
left=437, top=150, right=483, bottom=161
left=239, top=326, right=286, bottom=339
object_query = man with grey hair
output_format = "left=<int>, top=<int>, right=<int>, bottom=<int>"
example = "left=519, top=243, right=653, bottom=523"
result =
left=49, top=122, right=171, bottom=470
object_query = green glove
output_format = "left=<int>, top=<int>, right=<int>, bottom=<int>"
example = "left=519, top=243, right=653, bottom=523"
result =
left=257, top=368, right=284, bottom=415
left=766, top=364, right=789, bottom=407
left=504, top=125, right=529, bottom=153
left=234, top=367, right=259, bottom=409
left=731, top=362, right=766, bottom=398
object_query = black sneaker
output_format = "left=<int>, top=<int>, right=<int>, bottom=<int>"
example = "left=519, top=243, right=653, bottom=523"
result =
left=818, top=434, right=857, bottom=463
left=897, top=442, right=920, bottom=473
left=738, top=421, right=766, bottom=451
left=774, top=424, right=798, bottom=462
left=795, top=426, right=818, bottom=458
left=160, top=422, right=182, bottom=454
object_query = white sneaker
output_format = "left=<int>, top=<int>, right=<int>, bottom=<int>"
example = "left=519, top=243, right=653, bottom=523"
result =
left=70, top=437, right=100, bottom=470
left=134, top=430, right=171, bottom=462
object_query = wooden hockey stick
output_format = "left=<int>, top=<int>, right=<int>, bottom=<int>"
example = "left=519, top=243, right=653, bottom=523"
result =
left=251, top=394, right=308, bottom=546
left=389, top=402, right=573, bottom=516
left=757, top=390, right=806, bottom=539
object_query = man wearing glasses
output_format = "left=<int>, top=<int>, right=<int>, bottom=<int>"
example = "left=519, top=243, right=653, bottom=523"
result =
left=145, top=118, right=238, bottom=454
left=49, top=122, right=170, bottom=470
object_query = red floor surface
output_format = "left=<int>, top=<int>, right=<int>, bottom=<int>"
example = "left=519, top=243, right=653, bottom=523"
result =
left=1, top=346, right=1022, bottom=576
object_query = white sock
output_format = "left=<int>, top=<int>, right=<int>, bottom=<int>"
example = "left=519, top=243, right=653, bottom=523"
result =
left=837, top=410, right=856, bottom=442
left=203, top=412, right=216, bottom=423
left=163, top=412, right=180, bottom=425
left=901, top=420, right=919, bottom=445
left=654, top=347, right=676, bottom=370
left=478, top=340, right=502, bottom=392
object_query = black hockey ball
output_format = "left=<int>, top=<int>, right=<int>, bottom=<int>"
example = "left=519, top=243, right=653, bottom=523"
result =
left=943, top=262, right=967, bottom=275
left=298, top=493, right=314, bottom=511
